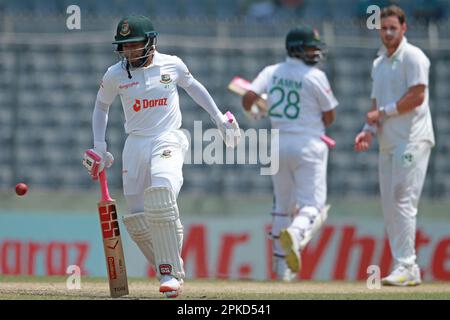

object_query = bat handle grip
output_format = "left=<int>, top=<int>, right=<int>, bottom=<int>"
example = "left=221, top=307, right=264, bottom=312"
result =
left=225, top=111, right=234, bottom=123
left=321, top=135, right=336, bottom=149
left=99, top=170, right=113, bottom=202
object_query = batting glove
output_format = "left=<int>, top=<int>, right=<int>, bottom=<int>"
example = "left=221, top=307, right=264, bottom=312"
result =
left=214, top=111, right=241, bottom=148
left=246, top=104, right=265, bottom=121
left=82, top=142, right=114, bottom=179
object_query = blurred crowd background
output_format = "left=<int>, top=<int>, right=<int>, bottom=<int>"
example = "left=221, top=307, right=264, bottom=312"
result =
left=1, top=0, right=450, bottom=199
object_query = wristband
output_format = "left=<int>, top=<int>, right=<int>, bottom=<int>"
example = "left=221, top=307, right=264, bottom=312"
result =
left=380, top=102, right=398, bottom=117
left=362, top=123, right=377, bottom=135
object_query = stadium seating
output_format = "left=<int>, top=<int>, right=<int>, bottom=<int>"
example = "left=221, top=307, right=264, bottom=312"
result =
left=0, top=1, right=448, bottom=198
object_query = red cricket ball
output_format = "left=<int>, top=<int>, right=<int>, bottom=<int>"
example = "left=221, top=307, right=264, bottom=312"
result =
left=15, top=183, right=28, bottom=196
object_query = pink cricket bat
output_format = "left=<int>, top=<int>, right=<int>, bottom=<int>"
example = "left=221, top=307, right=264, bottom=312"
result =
left=228, top=77, right=268, bottom=112
left=85, top=149, right=129, bottom=298
left=97, top=170, right=129, bottom=298
left=225, top=111, right=234, bottom=123
left=320, top=135, right=336, bottom=149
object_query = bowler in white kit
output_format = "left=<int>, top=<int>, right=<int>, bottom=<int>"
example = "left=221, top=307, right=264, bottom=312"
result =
left=354, top=5, right=434, bottom=286
left=82, top=15, right=240, bottom=297
left=242, top=26, right=338, bottom=281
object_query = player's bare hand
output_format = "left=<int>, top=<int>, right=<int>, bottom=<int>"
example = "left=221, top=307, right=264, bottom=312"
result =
left=366, top=109, right=385, bottom=126
left=354, top=131, right=372, bottom=152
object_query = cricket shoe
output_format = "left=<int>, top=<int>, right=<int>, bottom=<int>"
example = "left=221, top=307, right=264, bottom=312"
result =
left=159, top=276, right=183, bottom=298
left=273, top=255, right=296, bottom=282
left=279, top=228, right=302, bottom=273
left=381, top=264, right=421, bottom=286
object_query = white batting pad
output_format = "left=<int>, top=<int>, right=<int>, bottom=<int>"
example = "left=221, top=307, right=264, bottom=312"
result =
left=123, top=212, right=155, bottom=267
left=144, top=187, right=184, bottom=280
left=297, top=205, right=330, bottom=249
left=270, top=212, right=291, bottom=257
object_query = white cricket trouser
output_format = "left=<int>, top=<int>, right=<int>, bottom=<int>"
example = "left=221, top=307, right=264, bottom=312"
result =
left=272, top=134, right=328, bottom=214
left=270, top=133, right=328, bottom=259
left=122, top=130, right=189, bottom=213
left=379, top=141, right=432, bottom=267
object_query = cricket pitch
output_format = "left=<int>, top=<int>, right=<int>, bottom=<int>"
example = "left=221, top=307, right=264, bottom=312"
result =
left=0, top=276, right=449, bottom=300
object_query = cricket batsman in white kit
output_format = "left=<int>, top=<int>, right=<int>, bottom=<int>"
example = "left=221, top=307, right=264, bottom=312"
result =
left=82, top=15, right=240, bottom=298
left=242, top=26, right=338, bottom=280
left=354, top=5, right=434, bottom=286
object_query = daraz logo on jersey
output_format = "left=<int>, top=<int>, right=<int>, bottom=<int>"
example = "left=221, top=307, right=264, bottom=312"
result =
left=133, top=98, right=168, bottom=112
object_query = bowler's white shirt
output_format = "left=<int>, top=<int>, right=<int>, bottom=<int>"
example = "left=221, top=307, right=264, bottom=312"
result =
left=371, top=37, right=435, bottom=151
left=97, top=51, right=194, bottom=137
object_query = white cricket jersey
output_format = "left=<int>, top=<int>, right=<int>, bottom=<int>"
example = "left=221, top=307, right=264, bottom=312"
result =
left=97, top=51, right=194, bottom=137
left=371, top=37, right=435, bottom=151
left=250, top=57, right=338, bottom=136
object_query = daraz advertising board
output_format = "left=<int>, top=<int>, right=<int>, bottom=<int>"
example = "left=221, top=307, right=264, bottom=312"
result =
left=1, top=212, right=449, bottom=281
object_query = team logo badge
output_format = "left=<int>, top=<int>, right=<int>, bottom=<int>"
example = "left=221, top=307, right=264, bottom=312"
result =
left=161, top=150, right=172, bottom=158
left=402, top=152, right=414, bottom=167
left=159, top=264, right=172, bottom=275
left=120, top=20, right=131, bottom=37
left=160, top=74, right=172, bottom=84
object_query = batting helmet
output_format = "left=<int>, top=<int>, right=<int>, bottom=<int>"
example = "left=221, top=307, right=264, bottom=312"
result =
left=286, top=26, right=325, bottom=65
left=113, top=15, right=158, bottom=77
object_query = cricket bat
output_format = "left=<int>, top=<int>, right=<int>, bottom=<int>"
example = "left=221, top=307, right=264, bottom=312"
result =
left=228, top=76, right=268, bottom=112
left=228, top=76, right=336, bottom=149
left=97, top=170, right=129, bottom=298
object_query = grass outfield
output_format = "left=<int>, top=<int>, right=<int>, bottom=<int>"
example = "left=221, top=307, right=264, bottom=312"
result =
left=2, top=191, right=450, bottom=218
left=0, top=276, right=449, bottom=300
